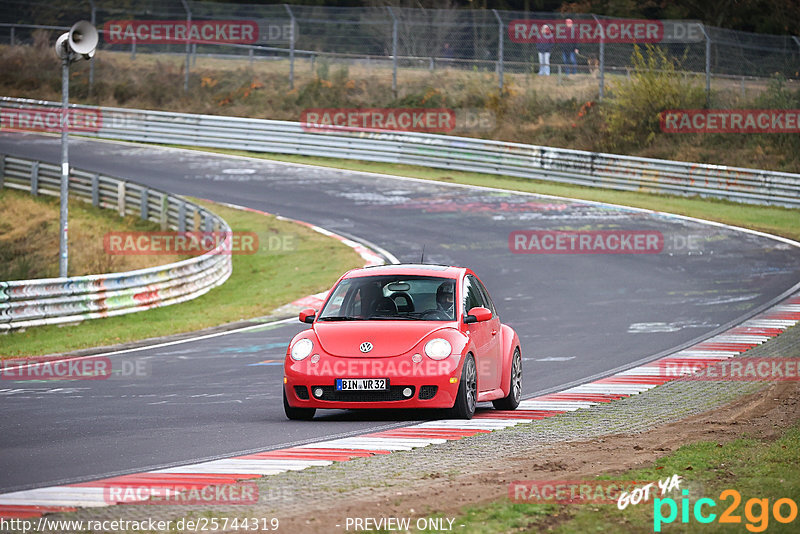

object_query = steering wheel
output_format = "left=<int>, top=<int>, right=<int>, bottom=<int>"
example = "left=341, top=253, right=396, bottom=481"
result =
left=421, top=309, right=450, bottom=320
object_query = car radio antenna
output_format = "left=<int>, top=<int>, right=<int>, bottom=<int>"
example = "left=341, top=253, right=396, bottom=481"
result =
left=420, top=244, right=425, bottom=264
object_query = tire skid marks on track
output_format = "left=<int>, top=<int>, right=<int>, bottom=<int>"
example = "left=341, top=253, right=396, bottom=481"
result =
left=1, top=301, right=797, bottom=517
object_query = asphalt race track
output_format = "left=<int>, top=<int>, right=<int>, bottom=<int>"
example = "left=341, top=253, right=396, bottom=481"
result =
left=1, top=133, right=799, bottom=493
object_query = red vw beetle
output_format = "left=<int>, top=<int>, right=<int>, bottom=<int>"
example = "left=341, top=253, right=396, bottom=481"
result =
left=283, top=264, right=522, bottom=420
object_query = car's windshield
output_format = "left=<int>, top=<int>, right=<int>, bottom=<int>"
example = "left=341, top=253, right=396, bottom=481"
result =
left=318, top=275, right=457, bottom=321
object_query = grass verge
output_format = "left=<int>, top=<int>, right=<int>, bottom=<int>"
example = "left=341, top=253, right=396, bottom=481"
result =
left=437, top=423, right=800, bottom=533
left=179, top=147, right=800, bottom=243
left=0, top=199, right=364, bottom=358
left=0, top=188, right=181, bottom=280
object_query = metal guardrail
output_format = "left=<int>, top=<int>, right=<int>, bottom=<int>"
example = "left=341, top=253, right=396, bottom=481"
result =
left=0, top=153, right=232, bottom=332
left=1, top=97, right=799, bottom=210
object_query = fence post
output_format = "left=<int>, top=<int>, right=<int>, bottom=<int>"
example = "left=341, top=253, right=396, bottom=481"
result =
left=91, top=174, right=99, bottom=206
left=131, top=35, right=136, bottom=60
left=249, top=46, right=254, bottom=66
left=117, top=181, right=126, bottom=216
left=160, top=194, right=168, bottom=230
left=89, top=0, right=96, bottom=96
left=140, top=187, right=149, bottom=220
left=493, top=9, right=504, bottom=90
left=181, top=0, right=192, bottom=93
left=592, top=15, right=605, bottom=100
left=10, top=26, right=14, bottom=46
left=387, top=7, right=398, bottom=97
left=793, top=36, right=800, bottom=53
left=31, top=161, right=39, bottom=196
left=178, top=202, right=186, bottom=233
left=285, top=4, right=296, bottom=89
left=0, top=154, right=4, bottom=190
left=702, top=24, right=711, bottom=106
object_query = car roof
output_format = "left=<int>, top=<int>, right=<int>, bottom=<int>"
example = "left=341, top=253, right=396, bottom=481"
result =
left=343, top=264, right=465, bottom=279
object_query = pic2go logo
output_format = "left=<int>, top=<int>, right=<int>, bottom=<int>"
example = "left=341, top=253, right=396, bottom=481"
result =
left=654, top=489, right=798, bottom=532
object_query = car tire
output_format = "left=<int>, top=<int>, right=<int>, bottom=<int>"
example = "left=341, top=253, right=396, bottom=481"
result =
left=492, top=348, right=522, bottom=411
left=283, top=388, right=316, bottom=420
left=448, top=353, right=477, bottom=419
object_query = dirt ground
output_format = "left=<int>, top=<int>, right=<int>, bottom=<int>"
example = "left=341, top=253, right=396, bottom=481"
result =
left=278, top=380, right=800, bottom=533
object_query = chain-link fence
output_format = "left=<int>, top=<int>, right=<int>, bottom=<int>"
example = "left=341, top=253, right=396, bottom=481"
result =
left=1, top=0, right=799, bottom=100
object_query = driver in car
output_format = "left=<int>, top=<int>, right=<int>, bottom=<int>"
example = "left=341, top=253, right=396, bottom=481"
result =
left=436, top=282, right=455, bottom=318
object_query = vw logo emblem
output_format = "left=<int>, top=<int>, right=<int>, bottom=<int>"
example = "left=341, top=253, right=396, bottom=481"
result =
left=359, top=342, right=373, bottom=353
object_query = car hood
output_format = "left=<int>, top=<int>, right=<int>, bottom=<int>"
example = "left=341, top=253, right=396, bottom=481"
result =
left=313, top=321, right=453, bottom=357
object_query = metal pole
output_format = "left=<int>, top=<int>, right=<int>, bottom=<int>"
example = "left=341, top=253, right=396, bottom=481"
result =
left=593, top=15, right=604, bottom=100
left=387, top=7, right=397, bottom=96
left=10, top=26, right=14, bottom=46
left=181, top=0, right=191, bottom=93
left=89, top=0, right=96, bottom=96
left=59, top=57, right=70, bottom=277
left=493, top=9, right=503, bottom=90
left=702, top=24, right=711, bottom=107
left=285, top=4, right=295, bottom=89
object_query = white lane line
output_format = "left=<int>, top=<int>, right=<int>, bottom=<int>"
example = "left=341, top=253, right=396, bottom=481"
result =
left=772, top=305, right=800, bottom=312
left=0, top=487, right=112, bottom=507
left=413, top=420, right=521, bottom=430
left=668, top=351, right=740, bottom=358
left=174, top=459, right=334, bottom=469
left=616, top=367, right=672, bottom=376
left=706, top=335, right=771, bottom=343
left=518, top=401, right=596, bottom=410
left=295, top=437, right=448, bottom=450
left=742, top=319, right=795, bottom=328
left=564, top=384, right=657, bottom=395
left=154, top=465, right=293, bottom=475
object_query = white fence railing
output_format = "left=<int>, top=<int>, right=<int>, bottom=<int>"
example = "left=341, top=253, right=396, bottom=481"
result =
left=0, top=154, right=232, bottom=332
left=1, top=97, right=797, bottom=208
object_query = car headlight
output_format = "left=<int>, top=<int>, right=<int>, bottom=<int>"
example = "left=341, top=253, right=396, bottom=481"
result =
left=291, top=338, right=314, bottom=361
left=424, top=338, right=452, bottom=360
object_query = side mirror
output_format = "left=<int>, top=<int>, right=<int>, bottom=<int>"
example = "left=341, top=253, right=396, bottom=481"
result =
left=299, top=308, right=316, bottom=324
left=464, top=306, right=492, bottom=324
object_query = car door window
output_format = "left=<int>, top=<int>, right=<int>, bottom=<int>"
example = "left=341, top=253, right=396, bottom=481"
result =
left=472, top=276, right=496, bottom=316
left=462, top=276, right=484, bottom=316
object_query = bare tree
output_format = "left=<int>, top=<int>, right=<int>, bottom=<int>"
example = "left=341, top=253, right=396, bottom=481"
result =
left=363, top=0, right=463, bottom=60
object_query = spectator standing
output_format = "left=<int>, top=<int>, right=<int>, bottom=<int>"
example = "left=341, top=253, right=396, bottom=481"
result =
left=537, top=24, right=554, bottom=76
left=561, top=18, right=579, bottom=75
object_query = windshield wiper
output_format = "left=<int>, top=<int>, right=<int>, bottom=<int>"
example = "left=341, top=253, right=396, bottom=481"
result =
left=318, top=316, right=361, bottom=321
left=368, top=315, right=420, bottom=320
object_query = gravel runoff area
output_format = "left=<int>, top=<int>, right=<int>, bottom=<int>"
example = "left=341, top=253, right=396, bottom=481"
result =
left=16, top=319, right=800, bottom=533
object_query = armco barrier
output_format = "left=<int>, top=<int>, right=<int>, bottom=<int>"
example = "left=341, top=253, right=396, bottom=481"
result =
left=1, top=97, right=799, bottom=207
left=0, top=155, right=232, bottom=332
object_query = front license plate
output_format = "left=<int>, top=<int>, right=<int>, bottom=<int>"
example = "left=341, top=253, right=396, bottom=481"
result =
left=336, top=378, right=389, bottom=391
